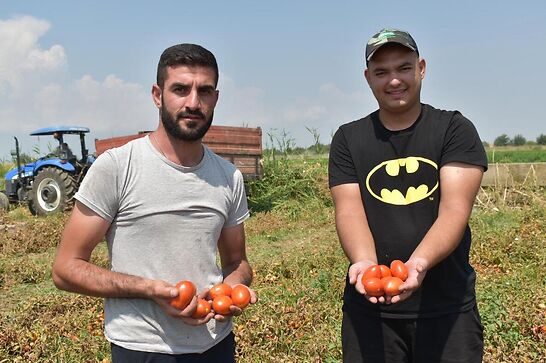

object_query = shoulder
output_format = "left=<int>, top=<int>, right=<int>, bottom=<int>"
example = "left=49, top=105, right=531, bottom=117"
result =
left=99, top=136, right=150, bottom=163
left=333, top=113, right=376, bottom=146
left=106, top=136, right=149, bottom=155
left=203, top=146, right=243, bottom=181
left=205, top=146, right=237, bottom=171
left=422, top=104, right=461, bottom=123
left=338, top=112, right=375, bottom=133
left=420, top=104, right=480, bottom=136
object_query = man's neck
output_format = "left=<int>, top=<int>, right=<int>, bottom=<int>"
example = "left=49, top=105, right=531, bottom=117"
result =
left=151, top=128, right=204, bottom=167
left=378, top=103, right=422, bottom=131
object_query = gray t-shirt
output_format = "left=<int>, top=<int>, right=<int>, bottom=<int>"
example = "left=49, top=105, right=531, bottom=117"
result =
left=75, top=135, right=250, bottom=354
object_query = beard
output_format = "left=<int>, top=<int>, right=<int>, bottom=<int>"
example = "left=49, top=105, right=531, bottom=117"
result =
left=160, top=101, right=213, bottom=141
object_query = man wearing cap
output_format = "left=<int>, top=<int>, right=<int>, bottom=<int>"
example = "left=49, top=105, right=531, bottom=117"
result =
left=329, top=28, right=487, bottom=362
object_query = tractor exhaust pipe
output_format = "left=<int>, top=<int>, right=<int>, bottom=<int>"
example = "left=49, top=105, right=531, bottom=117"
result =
left=14, top=137, right=23, bottom=181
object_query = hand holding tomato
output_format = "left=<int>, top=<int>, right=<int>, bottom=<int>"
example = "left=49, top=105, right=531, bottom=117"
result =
left=389, top=257, right=428, bottom=304
left=149, top=280, right=199, bottom=320
left=349, top=260, right=386, bottom=304
left=170, top=280, right=196, bottom=310
left=358, top=259, right=413, bottom=304
left=210, top=283, right=257, bottom=322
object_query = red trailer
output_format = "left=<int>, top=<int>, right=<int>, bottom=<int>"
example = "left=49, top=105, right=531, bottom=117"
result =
left=95, top=126, right=262, bottom=180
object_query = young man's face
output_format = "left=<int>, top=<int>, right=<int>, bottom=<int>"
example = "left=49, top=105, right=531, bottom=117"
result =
left=365, top=44, right=426, bottom=115
left=152, top=65, right=219, bottom=141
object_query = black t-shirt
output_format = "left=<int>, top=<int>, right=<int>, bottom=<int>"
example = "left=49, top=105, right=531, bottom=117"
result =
left=328, top=104, right=488, bottom=318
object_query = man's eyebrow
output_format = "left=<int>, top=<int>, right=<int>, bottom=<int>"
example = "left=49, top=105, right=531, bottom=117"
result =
left=169, top=82, right=190, bottom=88
left=371, top=61, right=414, bottom=72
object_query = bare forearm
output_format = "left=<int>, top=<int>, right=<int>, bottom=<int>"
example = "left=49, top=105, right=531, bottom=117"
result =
left=411, top=163, right=482, bottom=269
left=52, top=259, right=152, bottom=298
left=410, top=206, right=471, bottom=269
left=336, top=213, right=377, bottom=263
left=222, top=259, right=253, bottom=287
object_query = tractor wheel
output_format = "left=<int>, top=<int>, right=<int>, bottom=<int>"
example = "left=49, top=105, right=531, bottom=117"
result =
left=0, top=192, right=9, bottom=212
left=29, top=167, right=77, bottom=216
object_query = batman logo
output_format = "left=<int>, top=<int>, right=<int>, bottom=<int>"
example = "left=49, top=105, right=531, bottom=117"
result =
left=365, top=157, right=439, bottom=205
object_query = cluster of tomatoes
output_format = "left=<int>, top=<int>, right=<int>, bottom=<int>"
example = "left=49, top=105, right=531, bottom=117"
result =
left=361, top=260, right=409, bottom=297
left=169, top=280, right=252, bottom=318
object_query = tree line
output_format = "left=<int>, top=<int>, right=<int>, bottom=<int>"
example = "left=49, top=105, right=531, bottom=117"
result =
left=489, top=133, right=546, bottom=147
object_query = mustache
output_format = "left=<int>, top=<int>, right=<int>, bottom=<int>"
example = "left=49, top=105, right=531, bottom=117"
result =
left=177, top=109, right=206, bottom=120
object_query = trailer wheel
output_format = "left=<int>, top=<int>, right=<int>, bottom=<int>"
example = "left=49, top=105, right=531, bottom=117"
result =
left=0, top=192, right=9, bottom=212
left=29, top=167, right=76, bottom=216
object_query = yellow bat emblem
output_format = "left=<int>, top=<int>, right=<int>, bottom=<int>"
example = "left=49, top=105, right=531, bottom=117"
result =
left=365, top=157, right=439, bottom=205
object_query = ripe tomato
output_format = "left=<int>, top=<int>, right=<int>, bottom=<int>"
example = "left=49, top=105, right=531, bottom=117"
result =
left=191, top=298, right=212, bottom=319
left=362, top=277, right=384, bottom=297
left=390, top=260, right=409, bottom=281
left=209, top=283, right=232, bottom=299
left=381, top=276, right=404, bottom=296
left=231, top=285, right=251, bottom=309
left=379, top=264, right=392, bottom=278
left=363, top=265, right=382, bottom=280
left=212, top=295, right=233, bottom=315
left=170, top=280, right=196, bottom=310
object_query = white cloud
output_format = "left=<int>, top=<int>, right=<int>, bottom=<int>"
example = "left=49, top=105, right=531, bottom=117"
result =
left=0, top=15, right=156, bottom=157
left=215, top=72, right=269, bottom=127
left=0, top=16, right=66, bottom=91
left=69, top=74, right=155, bottom=135
left=284, top=105, right=327, bottom=121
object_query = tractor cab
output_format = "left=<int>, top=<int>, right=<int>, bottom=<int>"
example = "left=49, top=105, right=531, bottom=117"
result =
left=1, top=126, right=96, bottom=215
left=30, top=126, right=93, bottom=164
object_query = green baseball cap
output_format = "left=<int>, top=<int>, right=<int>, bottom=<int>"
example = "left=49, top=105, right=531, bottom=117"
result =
left=365, top=28, right=419, bottom=63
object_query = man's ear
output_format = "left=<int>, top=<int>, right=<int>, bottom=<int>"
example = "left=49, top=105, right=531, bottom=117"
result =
left=364, top=68, right=371, bottom=86
left=418, top=58, right=426, bottom=80
left=213, top=90, right=219, bottom=107
left=151, top=84, right=162, bottom=108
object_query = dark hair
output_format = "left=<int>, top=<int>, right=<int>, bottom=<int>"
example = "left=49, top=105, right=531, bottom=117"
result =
left=156, top=44, right=219, bottom=88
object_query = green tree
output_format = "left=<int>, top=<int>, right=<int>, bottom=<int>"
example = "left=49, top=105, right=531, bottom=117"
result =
left=512, top=134, right=526, bottom=146
left=537, top=134, right=546, bottom=145
left=493, top=134, right=510, bottom=147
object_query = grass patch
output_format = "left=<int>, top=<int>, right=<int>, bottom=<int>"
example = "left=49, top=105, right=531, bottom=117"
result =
left=486, top=146, right=546, bottom=163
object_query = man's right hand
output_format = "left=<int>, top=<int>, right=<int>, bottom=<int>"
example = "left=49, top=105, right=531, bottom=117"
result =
left=348, top=260, right=385, bottom=304
left=150, top=283, right=213, bottom=326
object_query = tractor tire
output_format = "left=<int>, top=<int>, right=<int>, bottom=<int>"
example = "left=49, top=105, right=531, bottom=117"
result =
left=0, top=192, right=9, bottom=212
left=29, top=167, right=77, bottom=216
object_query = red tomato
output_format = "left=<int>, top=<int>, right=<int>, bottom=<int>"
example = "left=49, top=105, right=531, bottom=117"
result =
left=390, top=260, right=409, bottom=281
left=231, top=285, right=251, bottom=309
left=379, top=265, right=392, bottom=278
left=209, top=283, right=232, bottom=299
left=363, top=265, right=382, bottom=280
left=212, top=295, right=233, bottom=315
left=191, top=298, right=212, bottom=319
left=170, top=280, right=196, bottom=310
left=362, top=277, right=384, bottom=297
left=381, top=276, right=404, bottom=296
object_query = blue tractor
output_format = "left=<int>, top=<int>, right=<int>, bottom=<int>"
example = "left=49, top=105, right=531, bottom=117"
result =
left=1, top=126, right=96, bottom=216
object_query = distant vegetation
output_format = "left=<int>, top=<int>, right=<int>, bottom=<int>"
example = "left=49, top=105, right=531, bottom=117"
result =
left=493, top=133, right=546, bottom=147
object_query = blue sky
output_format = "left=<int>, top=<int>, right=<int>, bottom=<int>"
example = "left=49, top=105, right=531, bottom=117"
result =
left=1, top=1, right=545, bottom=159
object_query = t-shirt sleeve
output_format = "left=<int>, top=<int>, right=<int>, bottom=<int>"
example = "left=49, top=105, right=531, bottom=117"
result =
left=74, top=151, right=120, bottom=222
left=226, top=169, right=249, bottom=227
left=441, top=113, right=488, bottom=171
left=328, top=127, right=359, bottom=188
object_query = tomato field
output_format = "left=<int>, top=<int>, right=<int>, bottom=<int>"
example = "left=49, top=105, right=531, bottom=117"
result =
left=1, top=157, right=545, bottom=362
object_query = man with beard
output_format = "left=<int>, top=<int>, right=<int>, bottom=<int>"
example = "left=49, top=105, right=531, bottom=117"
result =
left=52, top=44, right=256, bottom=362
